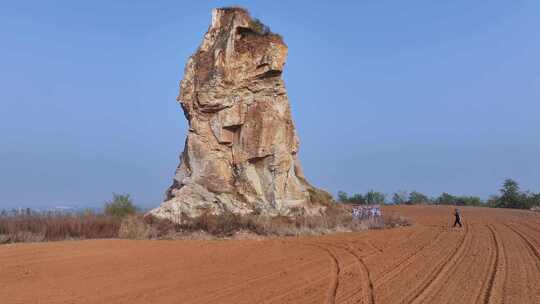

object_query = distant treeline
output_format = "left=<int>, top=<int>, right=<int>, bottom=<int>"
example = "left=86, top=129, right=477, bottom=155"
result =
left=0, top=193, right=139, bottom=218
left=337, top=178, right=540, bottom=210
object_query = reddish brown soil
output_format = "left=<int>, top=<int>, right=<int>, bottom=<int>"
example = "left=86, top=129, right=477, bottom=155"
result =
left=1, top=206, right=539, bottom=304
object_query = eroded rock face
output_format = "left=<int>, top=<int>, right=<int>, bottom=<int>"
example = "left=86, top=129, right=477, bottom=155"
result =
left=149, top=7, right=331, bottom=221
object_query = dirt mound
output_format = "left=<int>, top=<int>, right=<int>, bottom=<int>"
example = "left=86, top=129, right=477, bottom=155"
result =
left=1, top=206, right=539, bottom=303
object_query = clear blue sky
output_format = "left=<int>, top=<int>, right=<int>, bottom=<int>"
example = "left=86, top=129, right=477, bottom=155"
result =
left=1, top=1, right=539, bottom=209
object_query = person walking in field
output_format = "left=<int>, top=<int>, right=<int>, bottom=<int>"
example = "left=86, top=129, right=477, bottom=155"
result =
left=453, top=208, right=463, bottom=227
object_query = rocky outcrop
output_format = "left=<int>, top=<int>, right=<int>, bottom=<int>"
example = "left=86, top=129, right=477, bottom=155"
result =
left=149, top=7, right=331, bottom=221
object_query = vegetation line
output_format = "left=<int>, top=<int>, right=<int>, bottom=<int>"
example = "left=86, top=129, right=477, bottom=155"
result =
left=337, top=178, right=540, bottom=210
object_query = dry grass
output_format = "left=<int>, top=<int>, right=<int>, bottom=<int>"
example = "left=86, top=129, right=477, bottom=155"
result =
left=0, top=205, right=412, bottom=243
left=0, top=215, right=121, bottom=244
left=140, top=204, right=411, bottom=240
left=383, top=214, right=413, bottom=228
left=118, top=215, right=156, bottom=240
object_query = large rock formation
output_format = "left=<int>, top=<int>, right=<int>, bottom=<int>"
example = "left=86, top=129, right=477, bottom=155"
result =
left=149, top=7, right=331, bottom=221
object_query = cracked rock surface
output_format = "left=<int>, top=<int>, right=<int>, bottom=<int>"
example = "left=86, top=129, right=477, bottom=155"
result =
left=149, top=7, right=331, bottom=221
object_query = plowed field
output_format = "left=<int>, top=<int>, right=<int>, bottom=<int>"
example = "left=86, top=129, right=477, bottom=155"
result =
left=1, top=206, right=539, bottom=304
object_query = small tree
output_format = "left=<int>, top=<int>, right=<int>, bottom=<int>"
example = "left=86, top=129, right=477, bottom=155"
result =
left=336, top=191, right=367, bottom=204
left=366, top=190, right=386, bottom=204
left=392, top=191, right=408, bottom=205
left=104, top=193, right=138, bottom=217
left=530, top=193, right=540, bottom=208
left=500, top=179, right=521, bottom=208
left=462, top=196, right=482, bottom=206
left=496, top=178, right=533, bottom=209
left=337, top=191, right=349, bottom=203
left=486, top=195, right=500, bottom=207
left=409, top=191, right=429, bottom=204
left=437, top=192, right=456, bottom=205
left=349, top=193, right=367, bottom=204
left=249, top=18, right=271, bottom=35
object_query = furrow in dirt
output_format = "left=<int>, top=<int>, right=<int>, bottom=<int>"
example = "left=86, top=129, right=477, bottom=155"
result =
left=405, top=224, right=472, bottom=304
left=480, top=224, right=506, bottom=304
left=2, top=206, right=540, bottom=304
left=372, top=228, right=444, bottom=286
left=305, top=244, right=340, bottom=304
left=345, top=244, right=375, bottom=304
left=315, top=241, right=375, bottom=304
left=505, top=223, right=540, bottom=272
left=496, top=223, right=540, bottom=303
left=186, top=256, right=326, bottom=303
left=416, top=224, right=491, bottom=304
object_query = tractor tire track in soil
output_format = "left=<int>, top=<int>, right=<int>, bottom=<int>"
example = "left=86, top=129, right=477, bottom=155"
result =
left=306, top=241, right=370, bottom=304
left=496, top=221, right=540, bottom=303
left=187, top=254, right=326, bottom=303
left=405, top=224, right=472, bottom=304
left=505, top=223, right=540, bottom=271
left=372, top=228, right=445, bottom=287
left=345, top=244, right=375, bottom=304
left=1, top=206, right=539, bottom=304
left=417, top=224, right=497, bottom=304
left=304, top=243, right=341, bottom=304
left=481, top=224, right=506, bottom=304
left=314, top=241, right=375, bottom=304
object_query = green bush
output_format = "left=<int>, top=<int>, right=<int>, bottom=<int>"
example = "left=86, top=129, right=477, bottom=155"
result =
left=366, top=190, right=386, bottom=204
left=337, top=191, right=366, bottom=204
left=436, top=193, right=482, bottom=206
left=337, top=190, right=385, bottom=204
left=349, top=193, right=366, bottom=204
left=104, top=193, right=138, bottom=217
left=528, top=193, right=540, bottom=208
left=460, top=196, right=482, bottom=206
left=392, top=191, right=408, bottom=204
left=337, top=191, right=348, bottom=203
left=437, top=192, right=455, bottom=205
left=249, top=18, right=271, bottom=35
left=408, top=191, right=429, bottom=204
